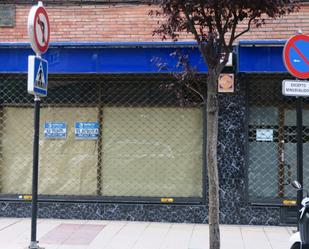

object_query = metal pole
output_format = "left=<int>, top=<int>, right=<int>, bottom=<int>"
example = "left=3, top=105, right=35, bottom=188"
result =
left=296, top=96, right=303, bottom=229
left=202, top=100, right=207, bottom=205
left=29, top=94, right=41, bottom=249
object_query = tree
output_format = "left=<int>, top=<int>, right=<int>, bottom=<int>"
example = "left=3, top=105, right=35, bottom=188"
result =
left=151, top=1, right=299, bottom=249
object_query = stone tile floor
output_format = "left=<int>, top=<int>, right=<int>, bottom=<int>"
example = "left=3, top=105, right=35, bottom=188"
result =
left=0, top=218, right=295, bottom=249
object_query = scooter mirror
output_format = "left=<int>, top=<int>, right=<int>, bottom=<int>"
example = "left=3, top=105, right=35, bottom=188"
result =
left=291, top=180, right=302, bottom=190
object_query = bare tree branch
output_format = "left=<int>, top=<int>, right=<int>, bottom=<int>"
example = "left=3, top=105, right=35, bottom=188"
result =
left=228, top=9, right=241, bottom=47
left=199, top=6, right=214, bottom=36
left=181, top=4, right=202, bottom=44
left=186, top=84, right=205, bottom=103
left=222, top=8, right=232, bottom=34
left=232, top=15, right=256, bottom=43
left=180, top=4, right=210, bottom=66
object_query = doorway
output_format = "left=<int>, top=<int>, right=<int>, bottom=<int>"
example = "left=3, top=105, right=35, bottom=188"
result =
left=247, top=74, right=309, bottom=204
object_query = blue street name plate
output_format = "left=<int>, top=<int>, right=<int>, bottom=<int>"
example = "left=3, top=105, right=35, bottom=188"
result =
left=75, top=122, right=99, bottom=140
left=44, top=122, right=67, bottom=139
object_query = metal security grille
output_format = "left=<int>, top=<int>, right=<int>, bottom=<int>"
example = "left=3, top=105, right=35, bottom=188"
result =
left=247, top=74, right=309, bottom=204
left=0, top=74, right=204, bottom=203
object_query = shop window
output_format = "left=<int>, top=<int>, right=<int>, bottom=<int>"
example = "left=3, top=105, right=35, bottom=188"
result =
left=0, top=74, right=204, bottom=202
left=1, top=107, right=98, bottom=195
left=101, top=107, right=203, bottom=197
left=247, top=75, right=309, bottom=204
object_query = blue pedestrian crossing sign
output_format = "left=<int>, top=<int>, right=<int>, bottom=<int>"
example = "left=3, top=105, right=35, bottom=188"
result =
left=28, top=55, right=48, bottom=97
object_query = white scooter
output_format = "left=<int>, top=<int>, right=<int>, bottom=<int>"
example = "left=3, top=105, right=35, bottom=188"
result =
left=290, top=180, right=309, bottom=249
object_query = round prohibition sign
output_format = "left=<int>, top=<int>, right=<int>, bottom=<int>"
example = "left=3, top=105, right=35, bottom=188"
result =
left=28, top=3, right=50, bottom=54
left=283, top=34, right=309, bottom=79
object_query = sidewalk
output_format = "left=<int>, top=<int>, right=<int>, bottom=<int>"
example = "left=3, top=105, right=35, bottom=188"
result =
left=0, top=218, right=294, bottom=249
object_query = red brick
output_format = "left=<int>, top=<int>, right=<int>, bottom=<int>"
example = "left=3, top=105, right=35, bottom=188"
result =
left=1, top=4, right=309, bottom=43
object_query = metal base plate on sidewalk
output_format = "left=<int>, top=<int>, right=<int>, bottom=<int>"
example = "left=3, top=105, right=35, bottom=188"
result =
left=27, top=241, right=44, bottom=249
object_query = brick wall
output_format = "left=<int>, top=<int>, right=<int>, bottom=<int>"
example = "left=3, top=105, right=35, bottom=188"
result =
left=0, top=4, right=309, bottom=43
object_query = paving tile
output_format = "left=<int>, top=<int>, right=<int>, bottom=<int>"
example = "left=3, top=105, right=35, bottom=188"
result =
left=58, top=245, right=88, bottom=249
left=241, top=226, right=272, bottom=249
left=0, top=218, right=21, bottom=231
left=40, top=223, right=104, bottom=245
left=86, top=220, right=111, bottom=226
left=87, top=221, right=127, bottom=249
left=221, top=225, right=244, bottom=249
left=41, top=219, right=87, bottom=225
left=105, top=221, right=149, bottom=249
left=263, top=226, right=292, bottom=249
left=37, top=220, right=64, bottom=240
left=65, top=224, right=104, bottom=245
left=132, top=222, right=171, bottom=249
left=40, top=223, right=81, bottom=244
left=0, top=219, right=299, bottom=249
left=188, top=224, right=209, bottom=249
left=0, top=219, right=31, bottom=244
left=159, top=223, right=194, bottom=249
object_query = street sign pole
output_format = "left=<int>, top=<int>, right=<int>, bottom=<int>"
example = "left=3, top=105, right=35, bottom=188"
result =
left=27, top=1, right=49, bottom=248
left=296, top=96, right=303, bottom=230
left=282, top=31, right=309, bottom=228
left=29, top=94, right=41, bottom=249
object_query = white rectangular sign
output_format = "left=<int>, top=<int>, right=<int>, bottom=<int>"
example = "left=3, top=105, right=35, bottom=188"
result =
left=256, top=129, right=273, bottom=142
left=282, top=80, right=309, bottom=97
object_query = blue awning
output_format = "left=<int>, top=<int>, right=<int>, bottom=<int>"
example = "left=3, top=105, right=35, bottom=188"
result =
left=0, top=40, right=291, bottom=74
left=237, top=40, right=288, bottom=73
left=0, top=42, right=208, bottom=74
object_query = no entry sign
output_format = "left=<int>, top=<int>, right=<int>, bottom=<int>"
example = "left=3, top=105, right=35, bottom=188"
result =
left=28, top=2, right=50, bottom=54
left=283, top=34, right=309, bottom=79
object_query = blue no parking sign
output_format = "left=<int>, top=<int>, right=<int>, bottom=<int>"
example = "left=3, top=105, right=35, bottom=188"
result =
left=283, top=34, right=309, bottom=79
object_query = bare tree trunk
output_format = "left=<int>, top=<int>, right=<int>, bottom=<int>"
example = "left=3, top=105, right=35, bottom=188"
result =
left=207, top=69, right=220, bottom=249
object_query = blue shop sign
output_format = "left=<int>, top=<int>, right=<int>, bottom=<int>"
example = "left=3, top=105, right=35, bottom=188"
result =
left=0, top=42, right=207, bottom=74
left=44, top=122, right=67, bottom=139
left=75, top=122, right=99, bottom=140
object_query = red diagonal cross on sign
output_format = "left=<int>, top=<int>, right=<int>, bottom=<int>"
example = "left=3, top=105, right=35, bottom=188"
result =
left=292, top=43, right=309, bottom=66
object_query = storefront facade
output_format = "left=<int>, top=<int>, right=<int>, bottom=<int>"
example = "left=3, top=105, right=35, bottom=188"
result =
left=0, top=41, right=306, bottom=224
left=1, top=1, right=309, bottom=225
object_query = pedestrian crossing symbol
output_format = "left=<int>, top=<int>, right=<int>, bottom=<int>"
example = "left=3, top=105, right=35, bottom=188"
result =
left=35, top=62, right=45, bottom=88
left=28, top=55, right=48, bottom=97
